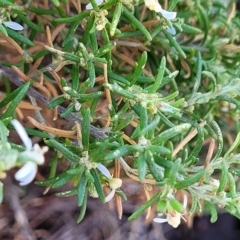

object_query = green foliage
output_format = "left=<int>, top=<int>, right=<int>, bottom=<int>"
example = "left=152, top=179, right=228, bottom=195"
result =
left=1, top=0, right=240, bottom=227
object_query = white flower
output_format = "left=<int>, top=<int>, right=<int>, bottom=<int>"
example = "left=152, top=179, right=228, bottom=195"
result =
left=153, top=195, right=187, bottom=228
left=15, top=161, right=37, bottom=186
left=86, top=0, right=104, bottom=10
left=97, top=163, right=122, bottom=202
left=11, top=120, right=48, bottom=186
left=144, top=0, right=177, bottom=20
left=3, top=21, right=23, bottom=31
left=154, top=210, right=184, bottom=228
left=166, top=26, right=176, bottom=35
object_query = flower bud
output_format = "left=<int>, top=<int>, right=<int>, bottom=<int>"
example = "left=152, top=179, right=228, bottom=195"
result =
left=109, top=178, right=122, bottom=189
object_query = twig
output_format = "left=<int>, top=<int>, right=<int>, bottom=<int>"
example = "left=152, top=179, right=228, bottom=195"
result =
left=0, top=63, right=108, bottom=140
left=172, top=121, right=206, bottom=157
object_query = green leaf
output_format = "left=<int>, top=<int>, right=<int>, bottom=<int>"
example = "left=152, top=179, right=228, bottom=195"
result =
left=46, top=138, right=80, bottom=163
left=152, top=123, right=191, bottom=145
left=224, top=132, right=240, bottom=158
left=175, top=169, right=206, bottom=189
left=95, top=42, right=115, bottom=58
left=145, top=150, right=164, bottom=181
left=0, top=121, right=8, bottom=143
left=229, top=168, right=240, bottom=178
left=197, top=4, right=209, bottom=44
left=6, top=28, right=34, bottom=46
left=130, top=124, right=141, bottom=140
left=78, top=173, right=88, bottom=206
left=54, top=11, right=90, bottom=23
left=1, top=82, right=31, bottom=121
left=78, top=43, right=90, bottom=62
left=167, top=158, right=181, bottom=187
left=110, top=2, right=122, bottom=36
left=18, top=15, right=45, bottom=32
left=128, top=192, right=161, bottom=221
left=95, top=66, right=129, bottom=85
left=205, top=201, right=218, bottom=223
left=140, top=105, right=148, bottom=130
left=48, top=96, right=65, bottom=109
left=63, top=52, right=80, bottom=63
left=104, top=144, right=143, bottom=161
left=52, top=173, right=73, bottom=188
left=82, top=14, right=95, bottom=45
left=23, top=127, right=51, bottom=139
left=189, top=195, right=200, bottom=216
left=157, top=199, right=167, bottom=212
left=185, top=125, right=204, bottom=164
left=90, top=32, right=98, bottom=53
left=0, top=0, right=13, bottom=6
left=202, top=71, right=217, bottom=86
left=62, top=18, right=83, bottom=47
left=168, top=0, right=179, bottom=10
left=48, top=151, right=58, bottom=179
left=211, top=121, right=223, bottom=160
left=217, top=161, right=228, bottom=193
left=115, top=189, right=127, bottom=201
left=0, top=24, right=8, bottom=36
left=60, top=104, right=75, bottom=117
left=146, top=145, right=170, bottom=155
left=225, top=205, right=240, bottom=220
left=0, top=84, right=27, bottom=110
left=137, top=153, right=147, bottom=181
left=227, top=172, right=236, bottom=197
left=81, top=107, right=90, bottom=150
left=67, top=166, right=85, bottom=175
left=116, top=101, right=130, bottom=117
left=71, top=65, right=80, bottom=90
left=169, top=198, right=184, bottom=213
left=77, top=190, right=88, bottom=223
left=129, top=51, right=148, bottom=86
left=162, top=29, right=186, bottom=59
left=122, top=6, right=152, bottom=41
left=155, top=156, right=184, bottom=172
left=115, top=114, right=134, bottom=131
left=147, top=56, right=166, bottom=93
left=28, top=6, right=57, bottom=15
left=104, top=83, right=135, bottom=100
left=181, top=24, right=202, bottom=34
left=157, top=111, right=175, bottom=128
left=90, top=169, right=105, bottom=203
left=191, top=51, right=202, bottom=98
left=35, top=171, right=70, bottom=186
left=88, top=61, right=95, bottom=88
left=56, top=188, right=78, bottom=197
left=138, top=115, right=160, bottom=138
left=51, top=0, right=67, bottom=17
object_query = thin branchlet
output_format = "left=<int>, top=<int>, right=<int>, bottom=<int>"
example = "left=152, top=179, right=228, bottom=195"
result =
left=0, top=63, right=107, bottom=140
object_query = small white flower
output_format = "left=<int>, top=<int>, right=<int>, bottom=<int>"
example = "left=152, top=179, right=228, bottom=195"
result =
left=153, top=195, right=187, bottom=228
left=166, top=26, right=176, bottom=35
left=75, top=102, right=81, bottom=111
left=11, top=120, right=48, bottom=186
left=144, top=0, right=177, bottom=20
left=86, top=0, right=104, bottom=10
left=15, top=161, right=37, bottom=186
left=3, top=21, right=24, bottom=31
left=157, top=8, right=177, bottom=20
left=97, top=163, right=122, bottom=202
left=153, top=211, right=184, bottom=228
